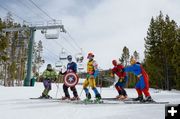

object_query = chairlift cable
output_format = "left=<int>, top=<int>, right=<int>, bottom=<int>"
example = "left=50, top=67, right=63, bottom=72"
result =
left=66, top=31, right=82, bottom=51
left=15, top=0, right=48, bottom=22
left=0, top=4, right=29, bottom=23
left=60, top=33, right=80, bottom=53
left=52, top=39, right=72, bottom=54
left=28, top=0, right=55, bottom=21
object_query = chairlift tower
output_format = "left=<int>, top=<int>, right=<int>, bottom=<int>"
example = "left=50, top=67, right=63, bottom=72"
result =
left=3, top=21, right=66, bottom=86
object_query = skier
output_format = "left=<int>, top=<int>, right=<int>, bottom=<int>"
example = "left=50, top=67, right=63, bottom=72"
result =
left=123, top=56, right=154, bottom=102
left=59, top=55, right=79, bottom=100
left=40, top=64, right=58, bottom=99
left=111, top=60, right=128, bottom=100
left=83, top=52, right=101, bottom=101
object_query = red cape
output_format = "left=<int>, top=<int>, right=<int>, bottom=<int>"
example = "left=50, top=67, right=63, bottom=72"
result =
left=140, top=65, right=149, bottom=89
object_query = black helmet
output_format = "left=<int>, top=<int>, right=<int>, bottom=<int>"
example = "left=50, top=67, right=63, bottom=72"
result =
left=67, top=55, right=72, bottom=60
left=47, top=64, right=52, bottom=67
left=47, top=64, right=52, bottom=69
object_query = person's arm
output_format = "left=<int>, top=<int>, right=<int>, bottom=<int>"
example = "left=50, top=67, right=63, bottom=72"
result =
left=59, top=69, right=66, bottom=75
left=42, top=70, right=47, bottom=79
left=74, top=62, right=77, bottom=73
left=121, top=65, right=126, bottom=77
left=93, top=61, right=99, bottom=78
left=111, top=67, right=116, bottom=77
left=123, top=65, right=135, bottom=72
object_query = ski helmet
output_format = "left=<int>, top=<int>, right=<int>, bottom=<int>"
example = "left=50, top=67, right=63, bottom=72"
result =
left=67, top=55, right=72, bottom=61
left=87, top=52, right=94, bottom=59
left=112, top=60, right=117, bottom=66
left=47, top=64, right=52, bottom=69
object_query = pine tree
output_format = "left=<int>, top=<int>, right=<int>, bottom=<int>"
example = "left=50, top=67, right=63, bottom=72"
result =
left=133, top=51, right=139, bottom=61
left=172, top=28, right=180, bottom=89
left=119, top=46, right=130, bottom=66
left=144, top=11, right=178, bottom=90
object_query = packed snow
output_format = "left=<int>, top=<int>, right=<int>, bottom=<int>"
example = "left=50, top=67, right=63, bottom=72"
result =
left=0, top=82, right=180, bottom=119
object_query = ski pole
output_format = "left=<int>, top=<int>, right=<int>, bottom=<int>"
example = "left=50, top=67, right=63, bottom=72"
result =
left=79, top=88, right=84, bottom=97
left=55, top=82, right=59, bottom=98
left=99, top=75, right=102, bottom=95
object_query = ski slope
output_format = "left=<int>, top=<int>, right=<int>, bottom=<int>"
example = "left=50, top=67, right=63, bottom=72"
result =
left=0, top=82, right=180, bottom=119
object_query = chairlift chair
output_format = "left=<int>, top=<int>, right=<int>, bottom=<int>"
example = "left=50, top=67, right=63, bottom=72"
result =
left=59, top=50, right=68, bottom=61
left=45, top=29, right=60, bottom=39
left=55, top=61, right=63, bottom=67
left=77, top=63, right=84, bottom=70
left=75, top=53, right=84, bottom=63
left=44, top=20, right=62, bottom=39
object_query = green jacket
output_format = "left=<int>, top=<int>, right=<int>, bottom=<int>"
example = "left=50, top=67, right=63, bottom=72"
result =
left=42, top=69, right=58, bottom=80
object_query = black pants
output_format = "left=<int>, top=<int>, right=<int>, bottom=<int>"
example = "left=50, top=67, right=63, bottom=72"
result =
left=63, top=84, right=78, bottom=97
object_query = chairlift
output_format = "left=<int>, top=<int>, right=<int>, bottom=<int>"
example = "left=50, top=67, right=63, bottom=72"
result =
left=45, top=29, right=60, bottom=39
left=75, top=53, right=84, bottom=63
left=77, top=63, right=84, bottom=70
left=55, top=61, right=63, bottom=67
left=59, top=49, right=68, bottom=61
left=44, top=20, right=62, bottom=39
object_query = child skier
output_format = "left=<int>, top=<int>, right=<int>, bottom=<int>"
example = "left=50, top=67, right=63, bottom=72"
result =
left=40, top=64, right=58, bottom=99
left=83, top=52, right=101, bottom=101
left=60, top=55, right=79, bottom=100
left=111, top=60, right=128, bottom=100
left=123, top=56, right=154, bottom=102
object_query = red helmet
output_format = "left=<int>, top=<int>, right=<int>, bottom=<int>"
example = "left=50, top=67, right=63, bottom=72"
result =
left=112, top=60, right=117, bottom=66
left=87, top=52, right=94, bottom=58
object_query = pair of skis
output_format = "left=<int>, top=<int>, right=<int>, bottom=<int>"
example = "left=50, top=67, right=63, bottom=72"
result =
left=30, top=97, right=169, bottom=104
left=29, top=97, right=119, bottom=104
left=101, top=97, right=169, bottom=104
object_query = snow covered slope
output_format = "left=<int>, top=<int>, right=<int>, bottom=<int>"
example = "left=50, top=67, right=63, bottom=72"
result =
left=0, top=83, right=180, bottom=119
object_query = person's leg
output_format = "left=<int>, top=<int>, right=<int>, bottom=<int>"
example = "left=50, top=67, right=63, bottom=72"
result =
left=83, top=78, right=91, bottom=99
left=42, top=79, right=49, bottom=96
left=89, top=77, right=101, bottom=99
left=115, top=82, right=123, bottom=97
left=116, top=81, right=127, bottom=99
left=141, top=77, right=153, bottom=102
left=133, top=80, right=144, bottom=101
left=62, top=84, right=70, bottom=99
left=70, top=86, right=78, bottom=97
left=122, top=76, right=128, bottom=97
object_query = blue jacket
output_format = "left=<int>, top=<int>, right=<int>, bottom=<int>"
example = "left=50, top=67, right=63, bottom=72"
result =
left=67, top=62, right=77, bottom=73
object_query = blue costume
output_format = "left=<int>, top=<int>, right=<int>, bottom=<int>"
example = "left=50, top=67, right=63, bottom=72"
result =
left=124, top=63, right=150, bottom=97
left=67, top=62, right=77, bottom=73
left=61, top=61, right=79, bottom=99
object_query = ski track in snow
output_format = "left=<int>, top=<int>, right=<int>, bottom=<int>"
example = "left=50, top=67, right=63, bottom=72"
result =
left=0, top=83, right=180, bottom=119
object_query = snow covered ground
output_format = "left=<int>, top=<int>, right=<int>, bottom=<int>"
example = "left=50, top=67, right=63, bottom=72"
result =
left=0, top=82, right=180, bottom=119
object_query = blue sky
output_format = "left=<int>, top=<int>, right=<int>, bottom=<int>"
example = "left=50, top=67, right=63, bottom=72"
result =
left=0, top=0, right=180, bottom=71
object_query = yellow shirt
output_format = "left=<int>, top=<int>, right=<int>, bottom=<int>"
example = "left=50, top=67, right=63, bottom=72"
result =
left=87, top=60, right=98, bottom=74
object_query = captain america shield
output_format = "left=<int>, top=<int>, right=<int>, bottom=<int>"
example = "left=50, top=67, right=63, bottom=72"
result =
left=63, top=72, right=79, bottom=87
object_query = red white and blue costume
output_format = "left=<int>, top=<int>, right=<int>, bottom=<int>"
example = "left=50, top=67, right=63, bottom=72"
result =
left=123, top=57, right=153, bottom=102
left=111, top=60, right=128, bottom=99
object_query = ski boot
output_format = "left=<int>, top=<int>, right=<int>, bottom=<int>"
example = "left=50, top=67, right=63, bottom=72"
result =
left=133, top=95, right=144, bottom=102
left=116, top=95, right=122, bottom=99
left=94, top=94, right=102, bottom=103
left=45, top=95, right=52, bottom=99
left=118, top=95, right=128, bottom=100
left=144, top=96, right=154, bottom=102
left=70, top=96, right=80, bottom=101
left=61, top=96, right=70, bottom=100
left=83, top=93, right=92, bottom=103
left=39, top=93, right=47, bottom=99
